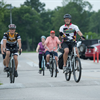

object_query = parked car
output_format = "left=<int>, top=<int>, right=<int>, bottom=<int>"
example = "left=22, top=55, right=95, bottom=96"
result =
left=77, top=39, right=100, bottom=59
left=85, top=44, right=100, bottom=60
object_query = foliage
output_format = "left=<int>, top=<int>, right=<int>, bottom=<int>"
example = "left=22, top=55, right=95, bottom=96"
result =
left=0, top=0, right=100, bottom=51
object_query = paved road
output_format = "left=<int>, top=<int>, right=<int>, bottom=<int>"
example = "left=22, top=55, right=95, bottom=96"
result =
left=0, top=53, right=100, bottom=100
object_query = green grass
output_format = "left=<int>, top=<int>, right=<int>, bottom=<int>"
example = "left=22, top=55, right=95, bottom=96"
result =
left=0, top=83, right=3, bottom=85
left=22, top=51, right=36, bottom=53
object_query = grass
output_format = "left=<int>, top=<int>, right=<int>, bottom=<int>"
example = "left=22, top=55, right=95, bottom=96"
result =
left=0, top=83, right=3, bottom=85
left=22, top=51, right=36, bottom=53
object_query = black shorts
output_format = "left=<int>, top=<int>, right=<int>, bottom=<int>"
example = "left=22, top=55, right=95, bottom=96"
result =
left=61, top=42, right=76, bottom=51
left=6, top=44, right=18, bottom=56
left=45, top=51, right=58, bottom=57
left=2, top=54, right=6, bottom=59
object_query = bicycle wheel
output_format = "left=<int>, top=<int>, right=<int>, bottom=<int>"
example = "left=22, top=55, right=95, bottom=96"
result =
left=65, top=60, right=71, bottom=81
left=49, top=61, right=53, bottom=77
left=10, top=59, right=15, bottom=83
left=42, top=60, right=45, bottom=76
left=53, top=60, right=57, bottom=77
left=73, top=57, right=82, bottom=83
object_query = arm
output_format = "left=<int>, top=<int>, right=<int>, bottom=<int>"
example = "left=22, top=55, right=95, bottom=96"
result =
left=77, top=31, right=85, bottom=40
left=59, top=35, right=62, bottom=41
left=36, top=45, right=40, bottom=53
left=57, top=37, right=61, bottom=49
left=3, top=39, right=7, bottom=52
left=77, top=31, right=83, bottom=37
left=17, top=39, right=21, bottom=49
left=1, top=44, right=4, bottom=54
left=75, top=25, right=85, bottom=40
left=44, top=37, right=49, bottom=49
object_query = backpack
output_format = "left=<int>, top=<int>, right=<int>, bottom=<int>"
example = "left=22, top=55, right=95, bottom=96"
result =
left=58, top=54, right=63, bottom=69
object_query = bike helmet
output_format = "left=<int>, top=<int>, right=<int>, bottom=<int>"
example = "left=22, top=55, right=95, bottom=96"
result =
left=41, top=36, right=46, bottom=39
left=50, top=30, right=55, bottom=34
left=63, top=14, right=72, bottom=19
left=8, top=24, right=16, bottom=29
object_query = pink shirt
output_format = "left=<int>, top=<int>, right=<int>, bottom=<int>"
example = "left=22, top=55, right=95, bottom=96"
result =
left=45, top=36, right=60, bottom=52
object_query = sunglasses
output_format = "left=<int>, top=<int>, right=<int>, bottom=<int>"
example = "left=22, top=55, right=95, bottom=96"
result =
left=9, top=28, right=15, bottom=30
left=50, top=33, right=55, bottom=34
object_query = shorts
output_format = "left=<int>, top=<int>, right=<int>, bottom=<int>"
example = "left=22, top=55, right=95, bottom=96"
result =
left=6, top=44, right=18, bottom=56
left=2, top=54, right=6, bottom=59
left=45, top=51, right=58, bottom=57
left=61, top=42, right=76, bottom=51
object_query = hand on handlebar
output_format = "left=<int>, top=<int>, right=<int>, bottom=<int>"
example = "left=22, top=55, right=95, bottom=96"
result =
left=59, top=44, right=61, bottom=49
left=81, top=36, right=85, bottom=40
left=18, top=48, right=22, bottom=55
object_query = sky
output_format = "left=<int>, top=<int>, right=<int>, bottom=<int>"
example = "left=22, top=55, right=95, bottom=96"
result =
left=3, top=0, right=100, bottom=12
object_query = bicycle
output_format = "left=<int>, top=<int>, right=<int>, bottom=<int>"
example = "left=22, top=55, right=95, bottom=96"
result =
left=7, top=48, right=21, bottom=83
left=49, top=50, right=58, bottom=78
left=60, top=41, right=82, bottom=83
left=38, top=50, right=45, bottom=76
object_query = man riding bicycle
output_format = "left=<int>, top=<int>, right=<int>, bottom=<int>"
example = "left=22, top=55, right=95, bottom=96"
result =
left=45, top=30, right=61, bottom=72
left=59, top=14, right=85, bottom=73
left=3, top=24, right=22, bottom=77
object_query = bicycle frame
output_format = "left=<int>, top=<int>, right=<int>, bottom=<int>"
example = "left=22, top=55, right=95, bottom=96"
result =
left=41, top=53, right=45, bottom=69
left=9, top=53, right=14, bottom=69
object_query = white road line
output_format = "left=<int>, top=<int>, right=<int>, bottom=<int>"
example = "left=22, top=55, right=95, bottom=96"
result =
left=0, top=83, right=24, bottom=89
left=26, top=62, right=38, bottom=67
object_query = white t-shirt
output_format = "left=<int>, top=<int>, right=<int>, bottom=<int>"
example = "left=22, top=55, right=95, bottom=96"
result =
left=59, top=23, right=80, bottom=41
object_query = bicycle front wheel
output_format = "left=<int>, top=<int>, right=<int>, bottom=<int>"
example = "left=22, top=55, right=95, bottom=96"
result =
left=65, top=60, right=71, bottom=81
left=10, top=59, right=15, bottom=83
left=49, top=61, right=53, bottom=77
left=53, top=60, right=57, bottom=78
left=73, top=57, right=82, bottom=83
left=42, top=60, right=45, bottom=76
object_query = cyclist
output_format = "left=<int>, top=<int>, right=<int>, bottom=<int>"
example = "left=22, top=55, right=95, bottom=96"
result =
left=59, top=14, right=85, bottom=73
left=36, top=36, right=46, bottom=74
left=1, top=31, right=10, bottom=71
left=1, top=39, right=6, bottom=70
left=45, top=30, right=61, bottom=72
left=3, top=24, right=22, bottom=77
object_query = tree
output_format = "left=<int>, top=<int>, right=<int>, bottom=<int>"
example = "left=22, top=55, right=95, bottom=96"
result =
left=84, top=32, right=100, bottom=39
left=23, top=0, right=45, bottom=13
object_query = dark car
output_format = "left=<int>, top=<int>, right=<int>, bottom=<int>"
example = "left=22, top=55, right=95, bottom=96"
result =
left=77, top=39, right=100, bottom=59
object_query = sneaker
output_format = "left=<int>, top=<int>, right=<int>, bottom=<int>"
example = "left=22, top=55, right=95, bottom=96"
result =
left=4, top=67, right=9, bottom=72
left=14, top=70, right=18, bottom=77
left=39, top=68, right=42, bottom=74
left=56, top=69, right=59, bottom=73
left=46, top=64, right=50, bottom=69
left=63, top=66, right=66, bottom=73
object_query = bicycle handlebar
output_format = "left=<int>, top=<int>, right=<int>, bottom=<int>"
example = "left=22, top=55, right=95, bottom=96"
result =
left=9, top=48, right=21, bottom=55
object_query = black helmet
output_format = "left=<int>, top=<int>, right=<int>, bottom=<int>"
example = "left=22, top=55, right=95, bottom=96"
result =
left=8, top=24, right=16, bottom=29
left=63, top=14, right=72, bottom=19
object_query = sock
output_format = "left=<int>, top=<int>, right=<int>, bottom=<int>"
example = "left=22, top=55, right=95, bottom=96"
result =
left=47, top=62, right=49, bottom=65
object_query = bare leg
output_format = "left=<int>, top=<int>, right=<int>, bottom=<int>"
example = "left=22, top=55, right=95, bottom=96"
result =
left=14, top=55, right=18, bottom=70
left=63, top=48, right=69, bottom=66
left=46, top=54, right=50, bottom=63
left=55, top=56, right=58, bottom=67
left=5, top=51, right=10, bottom=67
left=75, top=47, right=80, bottom=58
left=3, top=59, right=6, bottom=66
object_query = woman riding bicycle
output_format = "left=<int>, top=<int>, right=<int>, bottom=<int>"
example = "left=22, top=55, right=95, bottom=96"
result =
left=36, top=36, right=46, bottom=74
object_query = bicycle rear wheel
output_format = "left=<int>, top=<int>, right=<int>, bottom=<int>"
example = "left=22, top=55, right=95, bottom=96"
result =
left=10, top=59, right=15, bottom=83
left=65, top=60, right=71, bottom=81
left=53, top=60, right=57, bottom=77
left=73, top=57, right=82, bottom=83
